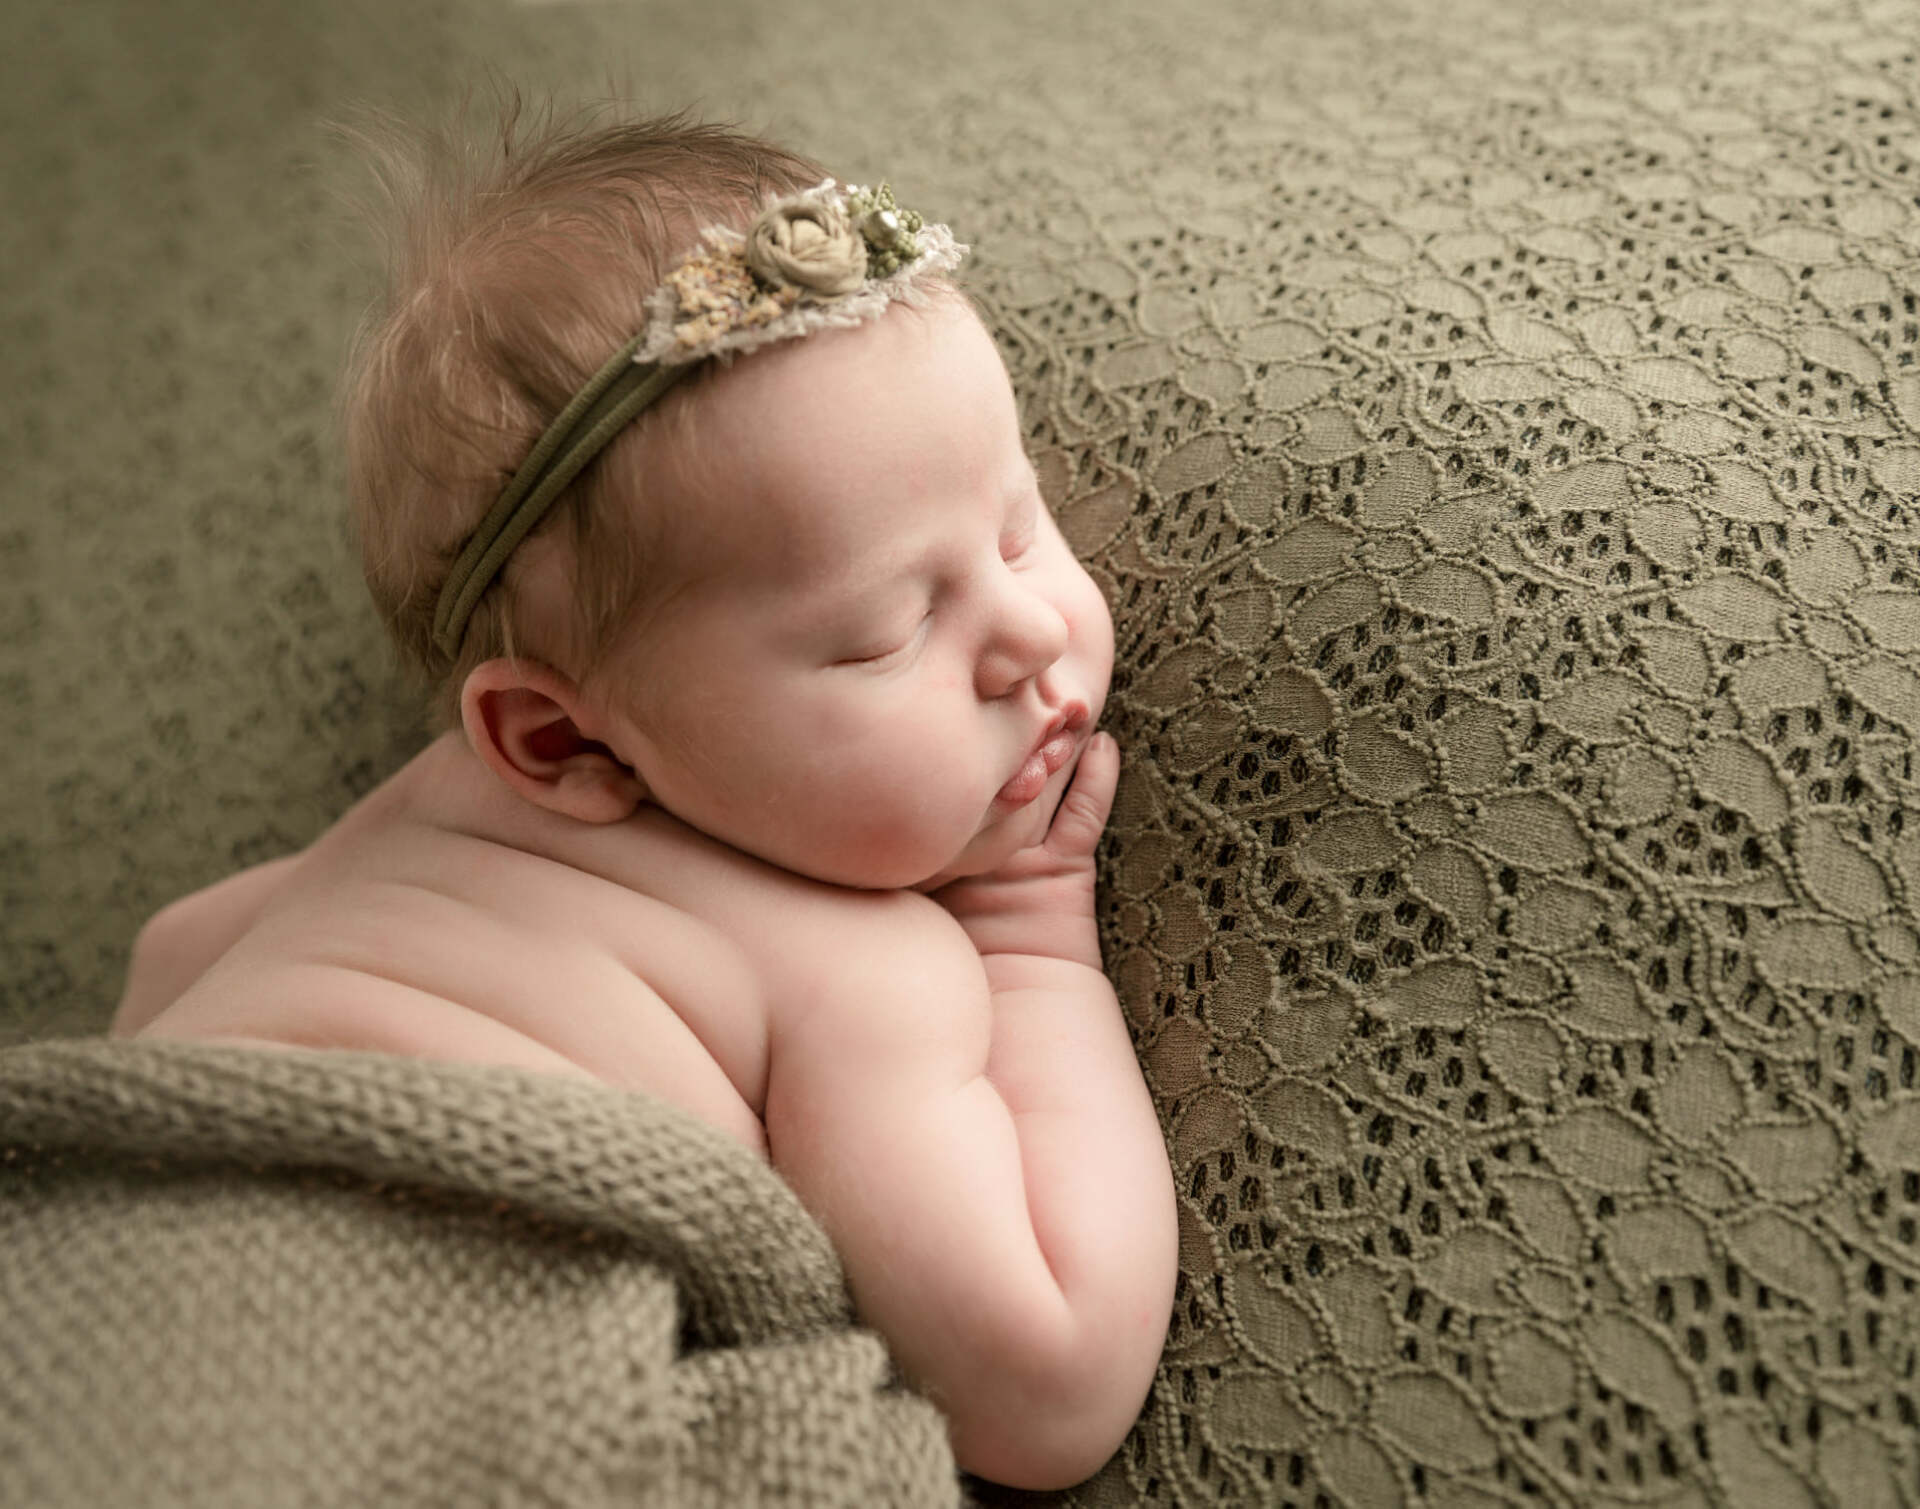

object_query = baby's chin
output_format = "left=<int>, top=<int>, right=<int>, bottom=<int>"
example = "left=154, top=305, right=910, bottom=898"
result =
left=759, top=819, right=1034, bottom=895
left=721, top=749, right=1087, bottom=894
left=911, top=761, right=1079, bottom=894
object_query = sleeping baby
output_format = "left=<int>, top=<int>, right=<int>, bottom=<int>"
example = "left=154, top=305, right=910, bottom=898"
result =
left=110, top=101, right=1178, bottom=1491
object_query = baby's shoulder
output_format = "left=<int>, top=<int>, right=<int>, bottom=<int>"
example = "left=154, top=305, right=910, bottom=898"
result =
left=792, top=881, right=977, bottom=972
left=751, top=882, right=992, bottom=1068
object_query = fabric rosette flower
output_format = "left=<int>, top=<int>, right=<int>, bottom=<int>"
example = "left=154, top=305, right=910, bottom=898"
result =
left=745, top=198, right=868, bottom=296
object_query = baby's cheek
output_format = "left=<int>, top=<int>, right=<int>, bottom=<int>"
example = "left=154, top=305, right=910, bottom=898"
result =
left=821, top=788, right=974, bottom=888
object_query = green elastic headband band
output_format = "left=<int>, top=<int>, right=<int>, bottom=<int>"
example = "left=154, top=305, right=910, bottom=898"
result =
left=431, top=336, right=692, bottom=658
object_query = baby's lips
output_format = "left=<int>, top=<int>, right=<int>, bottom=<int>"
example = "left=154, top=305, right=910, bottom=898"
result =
left=994, top=751, right=1053, bottom=808
left=1037, top=725, right=1080, bottom=777
left=994, top=704, right=1090, bottom=809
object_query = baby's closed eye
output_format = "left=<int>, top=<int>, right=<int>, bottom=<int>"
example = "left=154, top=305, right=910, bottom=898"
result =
left=833, top=610, right=932, bottom=667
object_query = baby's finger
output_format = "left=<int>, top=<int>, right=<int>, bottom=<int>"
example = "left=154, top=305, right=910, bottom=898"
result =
left=1046, top=732, right=1120, bottom=857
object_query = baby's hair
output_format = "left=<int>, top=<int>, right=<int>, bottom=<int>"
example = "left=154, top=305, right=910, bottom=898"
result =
left=334, top=86, right=830, bottom=729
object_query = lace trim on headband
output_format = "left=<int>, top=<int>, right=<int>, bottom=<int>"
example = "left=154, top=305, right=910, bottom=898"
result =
left=635, top=180, right=967, bottom=368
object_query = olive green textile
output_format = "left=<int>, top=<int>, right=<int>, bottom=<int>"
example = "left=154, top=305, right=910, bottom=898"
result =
left=0, top=1038, right=956, bottom=1507
left=0, top=1036, right=956, bottom=1505
left=5, top=0, right=1919, bottom=1506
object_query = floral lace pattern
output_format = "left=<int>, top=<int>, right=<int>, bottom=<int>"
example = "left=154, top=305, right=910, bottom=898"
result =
left=948, top=4, right=1920, bottom=1504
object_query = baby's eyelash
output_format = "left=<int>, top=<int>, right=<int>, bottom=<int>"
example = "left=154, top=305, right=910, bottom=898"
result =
left=840, top=643, right=905, bottom=666
left=836, top=612, right=931, bottom=667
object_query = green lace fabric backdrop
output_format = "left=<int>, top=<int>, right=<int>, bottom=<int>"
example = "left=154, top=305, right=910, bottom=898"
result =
left=6, top=0, right=1918, bottom=1505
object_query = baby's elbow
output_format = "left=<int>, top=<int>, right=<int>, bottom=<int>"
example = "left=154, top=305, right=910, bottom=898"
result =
left=951, top=1319, right=1161, bottom=1490
left=959, top=1415, right=1130, bottom=1494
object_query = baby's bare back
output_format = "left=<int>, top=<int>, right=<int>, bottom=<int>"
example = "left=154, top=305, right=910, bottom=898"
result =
left=129, top=733, right=958, bottom=1156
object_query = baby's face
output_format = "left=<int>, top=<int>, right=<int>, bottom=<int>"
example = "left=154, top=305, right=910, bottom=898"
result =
left=596, top=298, right=1114, bottom=890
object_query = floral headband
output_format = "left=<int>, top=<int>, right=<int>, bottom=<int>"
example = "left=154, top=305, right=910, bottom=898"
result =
left=431, top=180, right=967, bottom=658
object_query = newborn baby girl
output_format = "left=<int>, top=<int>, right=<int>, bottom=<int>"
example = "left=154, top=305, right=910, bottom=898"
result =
left=111, top=105, right=1177, bottom=1490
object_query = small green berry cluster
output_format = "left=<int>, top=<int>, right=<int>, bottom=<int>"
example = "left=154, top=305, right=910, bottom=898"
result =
left=845, top=183, right=924, bottom=278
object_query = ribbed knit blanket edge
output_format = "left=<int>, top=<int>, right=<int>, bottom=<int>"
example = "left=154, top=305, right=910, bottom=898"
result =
left=0, top=1037, right=960, bottom=1508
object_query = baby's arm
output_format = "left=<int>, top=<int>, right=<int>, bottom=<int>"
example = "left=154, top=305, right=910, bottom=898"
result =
left=765, top=736, right=1176, bottom=1490
left=112, top=852, right=305, bottom=1036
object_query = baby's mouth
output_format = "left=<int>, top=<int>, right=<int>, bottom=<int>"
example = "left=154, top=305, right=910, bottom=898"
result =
left=993, top=702, right=1089, bottom=809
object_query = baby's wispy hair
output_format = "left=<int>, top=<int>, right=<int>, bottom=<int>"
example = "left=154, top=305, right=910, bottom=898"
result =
left=332, top=82, right=828, bottom=729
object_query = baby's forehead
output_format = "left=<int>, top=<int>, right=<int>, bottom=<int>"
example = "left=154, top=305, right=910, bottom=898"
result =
left=658, top=298, right=1021, bottom=581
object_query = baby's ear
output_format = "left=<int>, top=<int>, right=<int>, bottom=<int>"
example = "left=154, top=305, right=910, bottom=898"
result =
left=459, top=659, right=647, bottom=824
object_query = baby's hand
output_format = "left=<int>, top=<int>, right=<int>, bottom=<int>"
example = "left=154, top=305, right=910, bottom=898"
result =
left=930, top=731, right=1118, bottom=970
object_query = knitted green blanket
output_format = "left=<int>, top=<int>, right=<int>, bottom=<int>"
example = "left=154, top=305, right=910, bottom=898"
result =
left=0, top=1039, right=957, bottom=1507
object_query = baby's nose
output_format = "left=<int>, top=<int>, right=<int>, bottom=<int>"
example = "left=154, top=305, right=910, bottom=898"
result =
left=977, top=585, right=1069, bottom=699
